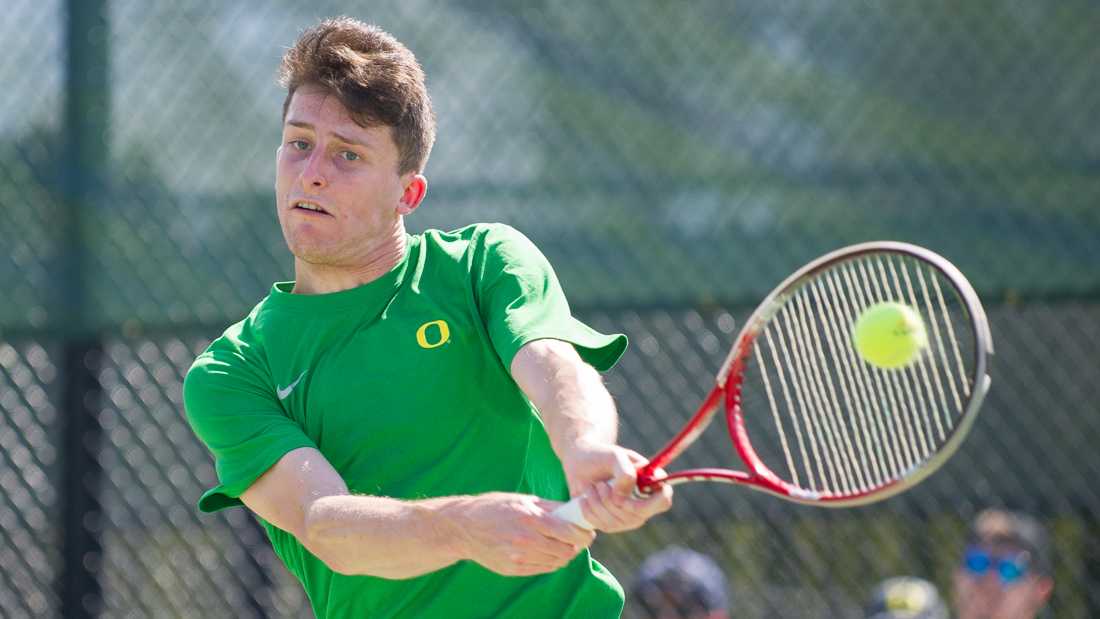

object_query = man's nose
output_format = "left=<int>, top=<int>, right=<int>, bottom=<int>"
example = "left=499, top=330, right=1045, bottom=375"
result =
left=977, top=570, right=1005, bottom=591
left=300, top=150, right=327, bottom=189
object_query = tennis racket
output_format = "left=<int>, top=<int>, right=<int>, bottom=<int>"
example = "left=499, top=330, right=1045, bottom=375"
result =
left=555, top=241, right=992, bottom=529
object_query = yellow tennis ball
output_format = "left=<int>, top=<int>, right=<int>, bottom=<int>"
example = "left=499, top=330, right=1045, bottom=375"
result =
left=852, top=302, right=928, bottom=369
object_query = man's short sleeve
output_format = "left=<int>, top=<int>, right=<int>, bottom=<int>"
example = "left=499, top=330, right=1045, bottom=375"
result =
left=473, top=224, right=627, bottom=372
left=184, top=342, right=316, bottom=513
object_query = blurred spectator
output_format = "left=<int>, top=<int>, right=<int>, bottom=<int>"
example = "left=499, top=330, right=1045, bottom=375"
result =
left=864, top=576, right=948, bottom=619
left=631, top=546, right=729, bottom=619
left=953, top=508, right=1054, bottom=619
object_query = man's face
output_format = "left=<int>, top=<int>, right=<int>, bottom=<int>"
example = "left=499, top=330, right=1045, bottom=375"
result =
left=953, top=543, right=1053, bottom=619
left=275, top=84, right=418, bottom=267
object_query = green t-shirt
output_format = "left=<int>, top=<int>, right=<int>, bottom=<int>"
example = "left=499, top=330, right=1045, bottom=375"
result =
left=184, top=223, right=628, bottom=618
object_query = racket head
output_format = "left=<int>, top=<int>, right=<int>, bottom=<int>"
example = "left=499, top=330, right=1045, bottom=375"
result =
left=722, top=241, right=992, bottom=506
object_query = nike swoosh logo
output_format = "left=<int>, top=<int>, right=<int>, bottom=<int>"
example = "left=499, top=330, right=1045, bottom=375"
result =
left=276, top=371, right=307, bottom=400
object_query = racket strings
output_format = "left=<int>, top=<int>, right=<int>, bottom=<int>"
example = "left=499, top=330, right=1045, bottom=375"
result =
left=821, top=271, right=897, bottom=486
left=858, top=259, right=930, bottom=469
left=776, top=301, right=838, bottom=490
left=880, top=257, right=947, bottom=456
left=811, top=275, right=887, bottom=486
left=792, top=291, right=867, bottom=492
left=746, top=253, right=975, bottom=497
left=833, top=265, right=908, bottom=486
left=913, top=265, right=963, bottom=432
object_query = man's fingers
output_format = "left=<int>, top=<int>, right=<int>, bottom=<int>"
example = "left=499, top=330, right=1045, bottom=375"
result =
left=583, top=482, right=632, bottom=530
left=499, top=526, right=586, bottom=570
left=608, top=450, right=639, bottom=496
left=623, top=449, right=648, bottom=467
left=553, top=445, right=676, bottom=533
left=633, top=480, right=674, bottom=517
left=636, top=464, right=670, bottom=493
left=500, top=554, right=576, bottom=577
left=534, top=499, right=598, bottom=545
left=515, top=537, right=582, bottom=563
left=496, top=551, right=573, bottom=576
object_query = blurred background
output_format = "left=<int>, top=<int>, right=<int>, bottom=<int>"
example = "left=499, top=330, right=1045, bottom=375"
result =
left=2, top=1, right=1098, bottom=617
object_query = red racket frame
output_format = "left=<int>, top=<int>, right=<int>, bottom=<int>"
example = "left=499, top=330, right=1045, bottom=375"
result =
left=630, top=241, right=992, bottom=507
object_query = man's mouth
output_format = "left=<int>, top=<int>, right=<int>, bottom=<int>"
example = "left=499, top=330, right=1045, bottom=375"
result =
left=292, top=200, right=330, bottom=215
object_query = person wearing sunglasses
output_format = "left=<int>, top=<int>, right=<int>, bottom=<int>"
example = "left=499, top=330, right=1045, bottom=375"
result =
left=953, top=509, right=1054, bottom=619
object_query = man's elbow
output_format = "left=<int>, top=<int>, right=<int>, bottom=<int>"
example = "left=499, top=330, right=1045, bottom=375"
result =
left=303, top=539, right=374, bottom=577
left=301, top=500, right=359, bottom=575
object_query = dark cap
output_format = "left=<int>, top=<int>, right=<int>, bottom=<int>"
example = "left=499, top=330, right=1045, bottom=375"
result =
left=864, top=576, right=948, bottom=619
left=632, top=546, right=729, bottom=616
left=968, top=508, right=1051, bottom=576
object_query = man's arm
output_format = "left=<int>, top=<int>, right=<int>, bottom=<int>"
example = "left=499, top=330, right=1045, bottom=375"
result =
left=510, top=338, right=672, bottom=532
left=240, top=447, right=594, bottom=579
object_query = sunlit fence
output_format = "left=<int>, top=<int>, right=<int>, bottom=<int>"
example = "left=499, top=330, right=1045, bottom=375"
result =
left=3, top=1, right=1098, bottom=617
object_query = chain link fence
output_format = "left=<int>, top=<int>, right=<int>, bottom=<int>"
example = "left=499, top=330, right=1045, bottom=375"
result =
left=3, top=1, right=1099, bottom=617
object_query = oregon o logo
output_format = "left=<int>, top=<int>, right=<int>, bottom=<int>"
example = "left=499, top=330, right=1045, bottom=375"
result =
left=416, top=320, right=451, bottom=349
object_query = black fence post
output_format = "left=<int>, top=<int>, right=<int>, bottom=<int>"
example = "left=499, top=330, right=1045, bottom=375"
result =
left=58, top=0, right=108, bottom=617
left=59, top=342, right=105, bottom=619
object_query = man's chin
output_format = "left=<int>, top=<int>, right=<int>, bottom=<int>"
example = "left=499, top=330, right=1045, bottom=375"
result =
left=287, top=243, right=340, bottom=266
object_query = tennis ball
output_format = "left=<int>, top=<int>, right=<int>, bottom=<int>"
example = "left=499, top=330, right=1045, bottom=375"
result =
left=852, top=302, right=928, bottom=369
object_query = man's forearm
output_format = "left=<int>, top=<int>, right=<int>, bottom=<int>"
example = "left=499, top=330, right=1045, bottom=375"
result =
left=511, top=339, right=673, bottom=532
left=511, top=339, right=618, bottom=457
left=303, top=493, right=469, bottom=579
left=542, top=360, right=618, bottom=455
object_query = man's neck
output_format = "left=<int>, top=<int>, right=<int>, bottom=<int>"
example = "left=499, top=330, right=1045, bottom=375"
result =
left=292, top=229, right=407, bottom=295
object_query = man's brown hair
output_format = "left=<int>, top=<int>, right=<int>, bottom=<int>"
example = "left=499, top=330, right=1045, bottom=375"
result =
left=278, top=17, right=435, bottom=175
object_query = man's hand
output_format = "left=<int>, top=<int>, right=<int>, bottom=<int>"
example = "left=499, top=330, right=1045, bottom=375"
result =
left=445, top=492, right=596, bottom=576
left=510, top=339, right=673, bottom=534
left=559, top=439, right=673, bottom=533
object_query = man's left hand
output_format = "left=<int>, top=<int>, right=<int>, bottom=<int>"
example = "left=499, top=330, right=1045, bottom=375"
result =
left=559, top=440, right=673, bottom=533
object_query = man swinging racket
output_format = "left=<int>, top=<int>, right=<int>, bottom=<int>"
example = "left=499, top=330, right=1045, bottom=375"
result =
left=183, top=16, right=672, bottom=619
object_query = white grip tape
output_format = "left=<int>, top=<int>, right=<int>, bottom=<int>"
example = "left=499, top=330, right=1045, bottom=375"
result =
left=552, top=497, right=594, bottom=530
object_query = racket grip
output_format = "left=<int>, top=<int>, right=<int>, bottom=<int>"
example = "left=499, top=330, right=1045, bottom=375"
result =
left=552, top=497, right=594, bottom=530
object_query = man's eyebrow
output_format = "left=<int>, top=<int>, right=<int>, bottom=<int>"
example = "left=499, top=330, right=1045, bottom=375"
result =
left=285, top=120, right=374, bottom=149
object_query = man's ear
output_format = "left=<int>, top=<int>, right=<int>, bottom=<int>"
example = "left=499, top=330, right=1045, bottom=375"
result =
left=397, top=174, right=427, bottom=215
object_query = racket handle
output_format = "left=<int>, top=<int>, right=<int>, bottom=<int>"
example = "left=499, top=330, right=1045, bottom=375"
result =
left=552, top=497, right=594, bottom=530
left=553, top=477, right=657, bottom=529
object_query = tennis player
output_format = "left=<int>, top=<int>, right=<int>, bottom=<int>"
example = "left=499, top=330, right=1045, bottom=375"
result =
left=183, top=16, right=672, bottom=619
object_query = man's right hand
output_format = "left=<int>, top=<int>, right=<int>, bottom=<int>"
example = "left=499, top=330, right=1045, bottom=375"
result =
left=444, top=492, right=596, bottom=577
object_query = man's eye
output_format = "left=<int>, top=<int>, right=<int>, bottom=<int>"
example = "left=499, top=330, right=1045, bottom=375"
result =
left=340, top=151, right=360, bottom=162
left=289, top=140, right=310, bottom=150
